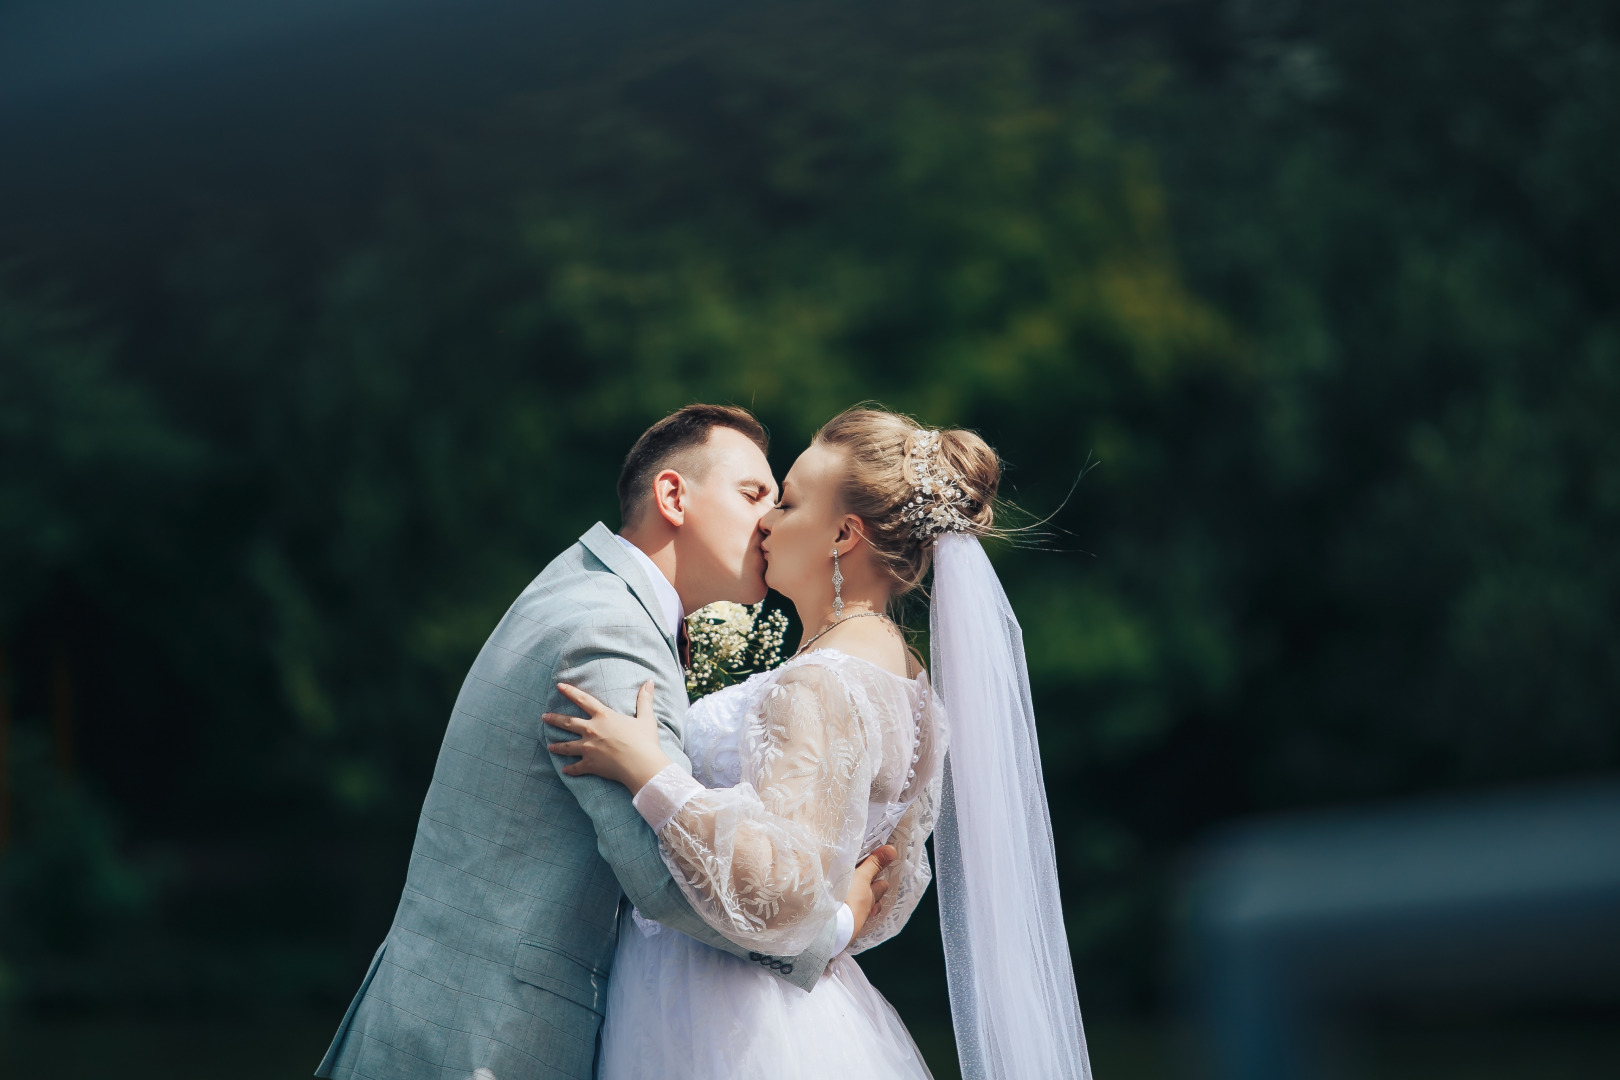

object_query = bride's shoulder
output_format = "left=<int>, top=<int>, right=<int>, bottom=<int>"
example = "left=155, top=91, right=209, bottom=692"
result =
left=742, top=659, right=880, bottom=752
left=789, top=647, right=925, bottom=687
left=764, top=650, right=848, bottom=685
left=749, top=652, right=857, bottom=707
left=757, top=649, right=923, bottom=715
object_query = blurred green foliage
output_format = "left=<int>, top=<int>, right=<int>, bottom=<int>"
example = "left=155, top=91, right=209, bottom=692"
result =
left=0, top=0, right=1616, bottom=1041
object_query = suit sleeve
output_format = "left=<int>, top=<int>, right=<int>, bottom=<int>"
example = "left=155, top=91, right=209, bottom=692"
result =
left=543, top=609, right=841, bottom=989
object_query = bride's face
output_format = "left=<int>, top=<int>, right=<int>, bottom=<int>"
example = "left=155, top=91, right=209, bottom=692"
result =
left=759, top=441, right=847, bottom=605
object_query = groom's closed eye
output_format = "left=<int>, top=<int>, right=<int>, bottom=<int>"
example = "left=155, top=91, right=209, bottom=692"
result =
left=741, top=480, right=776, bottom=503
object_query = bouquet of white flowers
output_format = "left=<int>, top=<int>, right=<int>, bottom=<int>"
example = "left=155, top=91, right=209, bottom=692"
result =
left=683, top=600, right=789, bottom=699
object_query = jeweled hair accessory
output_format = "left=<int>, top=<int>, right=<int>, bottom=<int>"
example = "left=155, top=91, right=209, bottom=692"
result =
left=902, top=428, right=978, bottom=542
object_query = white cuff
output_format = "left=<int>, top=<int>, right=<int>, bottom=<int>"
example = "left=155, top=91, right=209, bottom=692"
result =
left=833, top=903, right=855, bottom=954
left=631, top=764, right=706, bottom=831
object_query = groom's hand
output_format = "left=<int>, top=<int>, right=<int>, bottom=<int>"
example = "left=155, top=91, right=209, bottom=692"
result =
left=845, top=845, right=898, bottom=941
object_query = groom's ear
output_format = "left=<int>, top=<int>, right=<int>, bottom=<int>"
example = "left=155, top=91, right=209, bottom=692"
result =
left=651, top=468, right=690, bottom=527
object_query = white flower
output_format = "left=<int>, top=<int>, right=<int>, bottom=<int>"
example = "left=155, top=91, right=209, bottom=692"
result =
left=684, top=601, right=790, bottom=699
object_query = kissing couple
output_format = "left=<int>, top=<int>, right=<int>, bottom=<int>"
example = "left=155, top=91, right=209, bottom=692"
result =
left=316, top=405, right=1091, bottom=1080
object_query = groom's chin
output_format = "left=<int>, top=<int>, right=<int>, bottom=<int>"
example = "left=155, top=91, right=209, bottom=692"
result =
left=737, top=575, right=769, bottom=606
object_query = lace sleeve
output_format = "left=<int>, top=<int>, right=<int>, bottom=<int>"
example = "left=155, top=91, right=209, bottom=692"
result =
left=849, top=769, right=940, bottom=954
left=655, top=661, right=877, bottom=957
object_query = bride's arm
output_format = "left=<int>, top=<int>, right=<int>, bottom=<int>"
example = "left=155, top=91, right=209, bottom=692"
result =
left=544, top=669, right=886, bottom=959
left=633, top=662, right=878, bottom=957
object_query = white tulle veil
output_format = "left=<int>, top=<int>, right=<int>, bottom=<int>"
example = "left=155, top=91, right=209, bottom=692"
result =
left=929, top=532, right=1092, bottom=1080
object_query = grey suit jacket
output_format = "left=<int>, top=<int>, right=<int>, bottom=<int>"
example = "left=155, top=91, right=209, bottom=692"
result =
left=317, top=522, right=840, bottom=1080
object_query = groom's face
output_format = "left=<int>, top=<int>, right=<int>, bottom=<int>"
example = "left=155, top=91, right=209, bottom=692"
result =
left=678, top=426, right=778, bottom=606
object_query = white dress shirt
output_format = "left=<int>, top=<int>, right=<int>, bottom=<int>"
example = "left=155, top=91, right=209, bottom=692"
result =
left=616, top=533, right=855, bottom=955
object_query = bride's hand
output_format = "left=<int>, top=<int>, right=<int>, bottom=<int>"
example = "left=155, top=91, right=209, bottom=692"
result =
left=545, top=680, right=672, bottom=794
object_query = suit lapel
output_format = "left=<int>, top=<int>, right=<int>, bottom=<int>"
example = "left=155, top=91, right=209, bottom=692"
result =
left=577, top=522, right=682, bottom=664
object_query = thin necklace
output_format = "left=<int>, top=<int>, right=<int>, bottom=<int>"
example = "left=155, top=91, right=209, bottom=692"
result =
left=793, top=611, right=897, bottom=657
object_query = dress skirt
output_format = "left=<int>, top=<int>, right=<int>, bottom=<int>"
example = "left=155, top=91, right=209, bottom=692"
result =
left=597, top=911, right=934, bottom=1080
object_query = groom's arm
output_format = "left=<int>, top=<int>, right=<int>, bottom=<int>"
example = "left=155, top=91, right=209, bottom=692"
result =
left=543, top=611, right=841, bottom=991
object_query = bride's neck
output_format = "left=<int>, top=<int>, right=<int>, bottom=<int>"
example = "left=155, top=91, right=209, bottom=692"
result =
left=789, top=577, right=894, bottom=649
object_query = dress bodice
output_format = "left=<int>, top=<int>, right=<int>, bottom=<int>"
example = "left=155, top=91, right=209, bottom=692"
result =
left=638, top=646, right=946, bottom=957
left=682, top=670, right=765, bottom=789
left=603, top=652, right=943, bottom=1080
left=683, top=649, right=943, bottom=859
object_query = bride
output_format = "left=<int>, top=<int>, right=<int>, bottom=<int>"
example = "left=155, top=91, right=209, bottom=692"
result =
left=545, top=407, right=1092, bottom=1080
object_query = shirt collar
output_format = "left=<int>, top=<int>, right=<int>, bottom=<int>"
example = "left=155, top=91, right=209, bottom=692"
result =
left=615, top=534, right=686, bottom=641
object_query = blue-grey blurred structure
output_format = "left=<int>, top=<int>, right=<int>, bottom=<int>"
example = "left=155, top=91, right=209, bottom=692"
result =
left=1180, top=781, right=1620, bottom=1080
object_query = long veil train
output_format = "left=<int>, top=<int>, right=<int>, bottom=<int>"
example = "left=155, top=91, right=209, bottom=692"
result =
left=929, top=533, right=1092, bottom=1080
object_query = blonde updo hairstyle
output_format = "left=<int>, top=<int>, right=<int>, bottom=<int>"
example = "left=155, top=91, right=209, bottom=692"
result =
left=813, top=407, right=1001, bottom=597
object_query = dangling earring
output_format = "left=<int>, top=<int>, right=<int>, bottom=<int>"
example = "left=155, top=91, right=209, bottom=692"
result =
left=831, top=546, right=844, bottom=620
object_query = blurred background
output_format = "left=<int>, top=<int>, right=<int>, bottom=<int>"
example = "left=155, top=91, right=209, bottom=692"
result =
left=2, top=1, right=1618, bottom=1077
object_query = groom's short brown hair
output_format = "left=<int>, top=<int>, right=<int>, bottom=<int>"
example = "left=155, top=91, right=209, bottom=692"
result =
left=618, top=404, right=770, bottom=527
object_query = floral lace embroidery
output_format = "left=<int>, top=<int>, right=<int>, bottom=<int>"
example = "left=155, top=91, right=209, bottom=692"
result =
left=653, top=650, right=948, bottom=958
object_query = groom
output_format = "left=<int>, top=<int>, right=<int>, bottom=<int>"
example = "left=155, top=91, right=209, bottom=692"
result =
left=317, top=405, right=886, bottom=1080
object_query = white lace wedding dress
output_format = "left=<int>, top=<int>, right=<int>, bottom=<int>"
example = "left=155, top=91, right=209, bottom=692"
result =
left=598, top=648, right=948, bottom=1080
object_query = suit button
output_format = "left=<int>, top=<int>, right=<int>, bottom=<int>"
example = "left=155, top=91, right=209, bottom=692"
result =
left=749, top=952, right=763, bottom=961
left=781, top=964, right=793, bottom=974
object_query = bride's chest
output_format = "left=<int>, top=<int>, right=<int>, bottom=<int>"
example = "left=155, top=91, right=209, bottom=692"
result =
left=682, top=676, right=760, bottom=787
